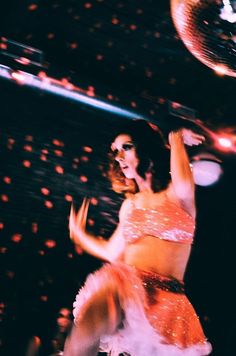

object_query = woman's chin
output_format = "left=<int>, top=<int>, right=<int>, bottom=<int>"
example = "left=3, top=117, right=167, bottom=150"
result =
left=123, top=172, right=135, bottom=179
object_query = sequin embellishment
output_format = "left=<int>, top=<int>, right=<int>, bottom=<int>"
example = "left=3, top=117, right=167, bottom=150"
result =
left=123, top=200, right=195, bottom=244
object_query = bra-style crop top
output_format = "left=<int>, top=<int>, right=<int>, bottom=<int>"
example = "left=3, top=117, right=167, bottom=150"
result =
left=123, top=198, right=195, bottom=245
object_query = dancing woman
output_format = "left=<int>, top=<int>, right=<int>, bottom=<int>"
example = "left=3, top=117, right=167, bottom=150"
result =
left=64, top=120, right=212, bottom=356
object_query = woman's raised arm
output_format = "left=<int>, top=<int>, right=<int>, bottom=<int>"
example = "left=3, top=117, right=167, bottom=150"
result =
left=168, top=129, right=205, bottom=215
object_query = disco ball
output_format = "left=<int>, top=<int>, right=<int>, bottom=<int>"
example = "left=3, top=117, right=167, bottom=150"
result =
left=171, top=0, right=236, bottom=77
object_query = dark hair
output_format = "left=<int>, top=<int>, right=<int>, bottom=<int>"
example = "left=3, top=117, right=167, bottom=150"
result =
left=107, top=119, right=170, bottom=195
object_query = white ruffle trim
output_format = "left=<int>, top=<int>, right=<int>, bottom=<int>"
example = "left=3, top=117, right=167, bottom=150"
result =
left=73, top=263, right=212, bottom=356
left=100, top=298, right=212, bottom=356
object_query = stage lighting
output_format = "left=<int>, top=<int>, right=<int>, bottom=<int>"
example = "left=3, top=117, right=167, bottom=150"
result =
left=191, top=153, right=223, bottom=187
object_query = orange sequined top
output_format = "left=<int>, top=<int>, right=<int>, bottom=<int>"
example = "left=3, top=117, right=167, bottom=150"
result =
left=123, top=198, right=195, bottom=245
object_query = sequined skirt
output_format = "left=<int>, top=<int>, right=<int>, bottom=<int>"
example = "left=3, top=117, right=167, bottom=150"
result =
left=73, top=263, right=212, bottom=356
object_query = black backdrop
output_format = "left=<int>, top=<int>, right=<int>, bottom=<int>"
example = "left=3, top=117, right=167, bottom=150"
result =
left=0, top=1, right=236, bottom=355
left=0, top=78, right=235, bottom=356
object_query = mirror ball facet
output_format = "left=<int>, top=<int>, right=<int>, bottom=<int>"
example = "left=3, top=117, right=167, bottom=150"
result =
left=171, top=0, right=236, bottom=77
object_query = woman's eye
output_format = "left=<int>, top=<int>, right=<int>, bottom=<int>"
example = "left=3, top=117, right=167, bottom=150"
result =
left=111, top=143, right=134, bottom=156
left=122, top=143, right=134, bottom=151
left=112, top=149, right=118, bottom=156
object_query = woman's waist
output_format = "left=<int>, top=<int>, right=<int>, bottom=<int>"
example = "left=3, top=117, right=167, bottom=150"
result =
left=116, top=260, right=186, bottom=294
left=123, top=237, right=191, bottom=281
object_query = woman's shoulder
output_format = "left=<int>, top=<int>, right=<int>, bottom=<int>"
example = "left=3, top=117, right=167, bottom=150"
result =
left=119, top=195, right=135, bottom=219
left=121, top=195, right=135, bottom=209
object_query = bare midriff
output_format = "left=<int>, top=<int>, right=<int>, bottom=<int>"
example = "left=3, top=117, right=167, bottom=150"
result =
left=123, top=235, right=191, bottom=281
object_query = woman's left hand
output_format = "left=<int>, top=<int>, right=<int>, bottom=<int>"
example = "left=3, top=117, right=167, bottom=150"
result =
left=69, top=198, right=90, bottom=244
left=181, top=128, right=205, bottom=146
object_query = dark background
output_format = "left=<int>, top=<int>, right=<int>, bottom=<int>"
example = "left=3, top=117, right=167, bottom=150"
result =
left=0, top=1, right=235, bottom=355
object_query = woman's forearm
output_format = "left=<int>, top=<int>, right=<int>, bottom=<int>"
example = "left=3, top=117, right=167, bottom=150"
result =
left=71, top=230, right=111, bottom=261
left=168, top=131, right=194, bottom=199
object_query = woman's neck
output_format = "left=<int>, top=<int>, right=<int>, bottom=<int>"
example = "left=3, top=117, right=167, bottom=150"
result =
left=135, top=172, right=153, bottom=193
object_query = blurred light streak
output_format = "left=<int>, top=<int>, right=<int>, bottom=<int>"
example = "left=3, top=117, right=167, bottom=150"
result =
left=0, top=64, right=143, bottom=120
left=176, top=115, right=236, bottom=155
left=214, top=134, right=236, bottom=153
left=0, top=64, right=11, bottom=79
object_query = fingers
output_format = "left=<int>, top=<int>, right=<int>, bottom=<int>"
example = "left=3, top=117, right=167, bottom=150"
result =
left=82, top=198, right=90, bottom=226
left=69, top=204, right=74, bottom=229
left=69, top=203, right=76, bottom=239
left=76, top=198, right=90, bottom=227
left=182, top=129, right=206, bottom=146
left=189, top=137, right=204, bottom=145
left=69, top=198, right=90, bottom=241
left=192, top=136, right=205, bottom=146
left=69, top=202, right=75, bottom=222
left=191, top=132, right=205, bottom=142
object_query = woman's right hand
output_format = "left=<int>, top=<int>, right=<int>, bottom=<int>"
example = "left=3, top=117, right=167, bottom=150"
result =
left=69, top=198, right=90, bottom=245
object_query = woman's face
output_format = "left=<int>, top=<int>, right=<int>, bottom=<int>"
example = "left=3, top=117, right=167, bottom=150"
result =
left=111, top=134, right=139, bottom=179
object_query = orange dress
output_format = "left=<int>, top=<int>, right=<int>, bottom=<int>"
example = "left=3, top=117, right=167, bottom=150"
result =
left=72, top=200, right=212, bottom=355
